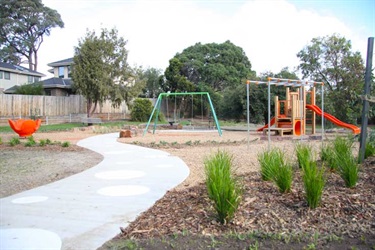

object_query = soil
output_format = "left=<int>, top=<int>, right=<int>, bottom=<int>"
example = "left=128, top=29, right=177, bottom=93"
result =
left=1, top=127, right=374, bottom=249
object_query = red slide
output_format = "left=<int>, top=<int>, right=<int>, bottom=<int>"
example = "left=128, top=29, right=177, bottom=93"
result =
left=306, top=104, right=360, bottom=134
left=257, top=117, right=276, bottom=132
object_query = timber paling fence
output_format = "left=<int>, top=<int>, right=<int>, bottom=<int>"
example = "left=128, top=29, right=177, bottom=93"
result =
left=0, top=94, right=130, bottom=125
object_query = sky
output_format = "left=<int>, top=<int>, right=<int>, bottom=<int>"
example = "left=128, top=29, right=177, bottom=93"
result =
left=37, top=0, right=375, bottom=79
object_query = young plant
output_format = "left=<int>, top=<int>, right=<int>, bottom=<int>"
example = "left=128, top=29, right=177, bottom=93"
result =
left=39, top=139, right=47, bottom=146
left=337, top=153, right=359, bottom=188
left=24, top=136, right=37, bottom=147
left=204, top=150, right=242, bottom=224
left=0, top=137, right=2, bottom=145
left=295, top=143, right=313, bottom=169
left=302, top=161, right=325, bottom=208
left=273, top=159, right=293, bottom=193
left=321, top=143, right=336, bottom=170
left=9, top=137, right=21, bottom=146
left=257, top=149, right=279, bottom=181
left=365, top=141, right=375, bottom=159
left=61, top=141, right=70, bottom=147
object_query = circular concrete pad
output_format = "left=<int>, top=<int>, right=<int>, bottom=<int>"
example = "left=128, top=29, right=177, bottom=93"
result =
left=95, top=170, right=145, bottom=180
left=97, top=185, right=150, bottom=196
left=104, top=150, right=134, bottom=155
left=12, top=196, right=48, bottom=204
left=0, top=228, right=61, bottom=250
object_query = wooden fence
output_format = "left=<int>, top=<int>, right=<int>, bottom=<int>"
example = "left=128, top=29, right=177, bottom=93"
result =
left=0, top=94, right=129, bottom=120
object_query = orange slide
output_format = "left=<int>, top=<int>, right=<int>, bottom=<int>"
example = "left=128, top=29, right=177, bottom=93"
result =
left=257, top=117, right=276, bottom=132
left=306, top=104, right=360, bottom=134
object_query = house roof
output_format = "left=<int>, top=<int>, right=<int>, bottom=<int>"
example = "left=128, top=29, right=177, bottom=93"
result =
left=3, top=77, right=73, bottom=94
left=47, top=58, right=73, bottom=67
left=0, top=62, right=45, bottom=77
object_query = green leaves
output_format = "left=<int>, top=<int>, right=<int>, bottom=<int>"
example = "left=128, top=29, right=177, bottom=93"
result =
left=72, top=27, right=132, bottom=116
left=0, top=0, right=64, bottom=70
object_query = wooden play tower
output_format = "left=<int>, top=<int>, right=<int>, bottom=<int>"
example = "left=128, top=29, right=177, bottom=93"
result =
left=272, top=87, right=317, bottom=136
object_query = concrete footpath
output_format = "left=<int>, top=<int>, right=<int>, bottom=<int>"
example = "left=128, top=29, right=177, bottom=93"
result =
left=0, top=133, right=190, bottom=250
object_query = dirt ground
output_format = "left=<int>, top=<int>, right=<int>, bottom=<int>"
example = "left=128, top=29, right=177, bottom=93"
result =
left=1, top=127, right=374, bottom=249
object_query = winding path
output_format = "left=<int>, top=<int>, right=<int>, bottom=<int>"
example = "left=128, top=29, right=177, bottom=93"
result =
left=0, top=133, right=190, bottom=249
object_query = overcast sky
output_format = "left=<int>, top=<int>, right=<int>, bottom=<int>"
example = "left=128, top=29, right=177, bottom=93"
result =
left=38, top=0, right=374, bottom=79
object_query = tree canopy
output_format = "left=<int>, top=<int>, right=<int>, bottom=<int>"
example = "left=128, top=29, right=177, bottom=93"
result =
left=72, top=27, right=135, bottom=117
left=0, top=0, right=64, bottom=70
left=297, top=34, right=366, bottom=123
left=164, top=41, right=255, bottom=93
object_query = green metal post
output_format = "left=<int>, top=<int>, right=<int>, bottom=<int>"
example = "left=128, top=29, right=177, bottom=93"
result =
left=206, top=93, right=222, bottom=136
left=143, top=95, right=162, bottom=136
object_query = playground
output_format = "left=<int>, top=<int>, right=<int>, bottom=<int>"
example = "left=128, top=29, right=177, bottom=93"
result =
left=1, top=126, right=374, bottom=249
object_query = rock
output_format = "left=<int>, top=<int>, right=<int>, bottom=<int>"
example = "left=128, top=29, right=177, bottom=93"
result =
left=119, top=130, right=132, bottom=138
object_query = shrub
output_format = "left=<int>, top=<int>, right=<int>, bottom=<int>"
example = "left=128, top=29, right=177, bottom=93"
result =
left=295, top=143, right=313, bottom=169
left=273, top=160, right=293, bottom=193
left=39, top=139, right=47, bottom=146
left=204, top=150, right=242, bottom=224
left=61, top=141, right=70, bottom=147
left=337, top=153, right=359, bottom=188
left=9, top=137, right=21, bottom=146
left=365, top=142, right=375, bottom=159
left=302, top=161, right=325, bottom=209
left=24, top=136, right=37, bottom=147
left=257, top=149, right=280, bottom=181
left=130, top=98, right=165, bottom=122
left=321, top=143, right=336, bottom=170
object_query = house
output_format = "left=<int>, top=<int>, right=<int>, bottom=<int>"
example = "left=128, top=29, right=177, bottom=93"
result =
left=0, top=62, right=45, bottom=93
left=4, top=58, right=74, bottom=96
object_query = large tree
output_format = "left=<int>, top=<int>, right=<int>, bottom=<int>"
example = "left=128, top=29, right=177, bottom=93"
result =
left=0, top=0, right=64, bottom=70
left=72, top=27, right=134, bottom=117
left=164, top=40, right=255, bottom=93
left=297, top=34, right=365, bottom=123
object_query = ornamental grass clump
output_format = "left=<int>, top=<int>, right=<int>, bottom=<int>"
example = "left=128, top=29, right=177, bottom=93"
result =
left=302, top=161, right=325, bottom=209
left=321, top=144, right=336, bottom=170
left=332, top=136, right=359, bottom=188
left=257, top=148, right=280, bottom=181
left=337, top=153, right=359, bottom=188
left=273, top=154, right=293, bottom=193
left=204, top=150, right=242, bottom=224
left=295, top=143, right=313, bottom=169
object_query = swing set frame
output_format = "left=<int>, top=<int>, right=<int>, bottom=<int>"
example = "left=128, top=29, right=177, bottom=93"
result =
left=143, top=92, right=222, bottom=136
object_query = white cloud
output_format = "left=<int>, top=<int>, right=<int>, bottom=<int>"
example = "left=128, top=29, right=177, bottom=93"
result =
left=37, top=0, right=370, bottom=79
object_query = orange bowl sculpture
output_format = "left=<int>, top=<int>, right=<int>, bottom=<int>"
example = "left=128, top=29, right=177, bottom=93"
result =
left=8, top=119, right=42, bottom=137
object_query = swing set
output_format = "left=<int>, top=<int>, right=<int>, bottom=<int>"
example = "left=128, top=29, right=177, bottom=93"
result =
left=143, top=92, right=222, bottom=136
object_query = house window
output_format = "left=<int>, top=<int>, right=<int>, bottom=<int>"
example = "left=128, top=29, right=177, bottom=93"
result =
left=0, top=71, right=3, bottom=79
left=28, top=76, right=33, bottom=83
left=4, top=71, right=10, bottom=80
left=67, top=66, right=72, bottom=78
left=45, top=89, right=52, bottom=96
left=34, top=77, right=41, bottom=82
left=58, top=66, right=64, bottom=78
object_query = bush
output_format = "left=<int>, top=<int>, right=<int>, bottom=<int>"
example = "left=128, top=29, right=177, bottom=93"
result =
left=204, top=150, right=242, bottom=224
left=295, top=143, right=313, bottom=169
left=61, top=141, right=70, bottom=147
left=337, top=153, right=359, bottom=188
left=302, top=161, right=325, bottom=209
left=321, top=143, right=336, bottom=170
left=273, top=160, right=293, bottom=193
left=24, top=136, right=37, bottom=147
left=257, top=149, right=280, bottom=181
left=365, top=142, right=375, bottom=159
left=131, top=98, right=155, bottom=122
left=39, top=139, right=47, bottom=146
left=9, top=137, right=20, bottom=146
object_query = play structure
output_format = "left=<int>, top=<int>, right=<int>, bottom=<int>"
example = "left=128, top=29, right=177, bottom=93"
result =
left=8, top=119, right=41, bottom=137
left=246, top=78, right=360, bottom=138
left=143, top=92, right=222, bottom=136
